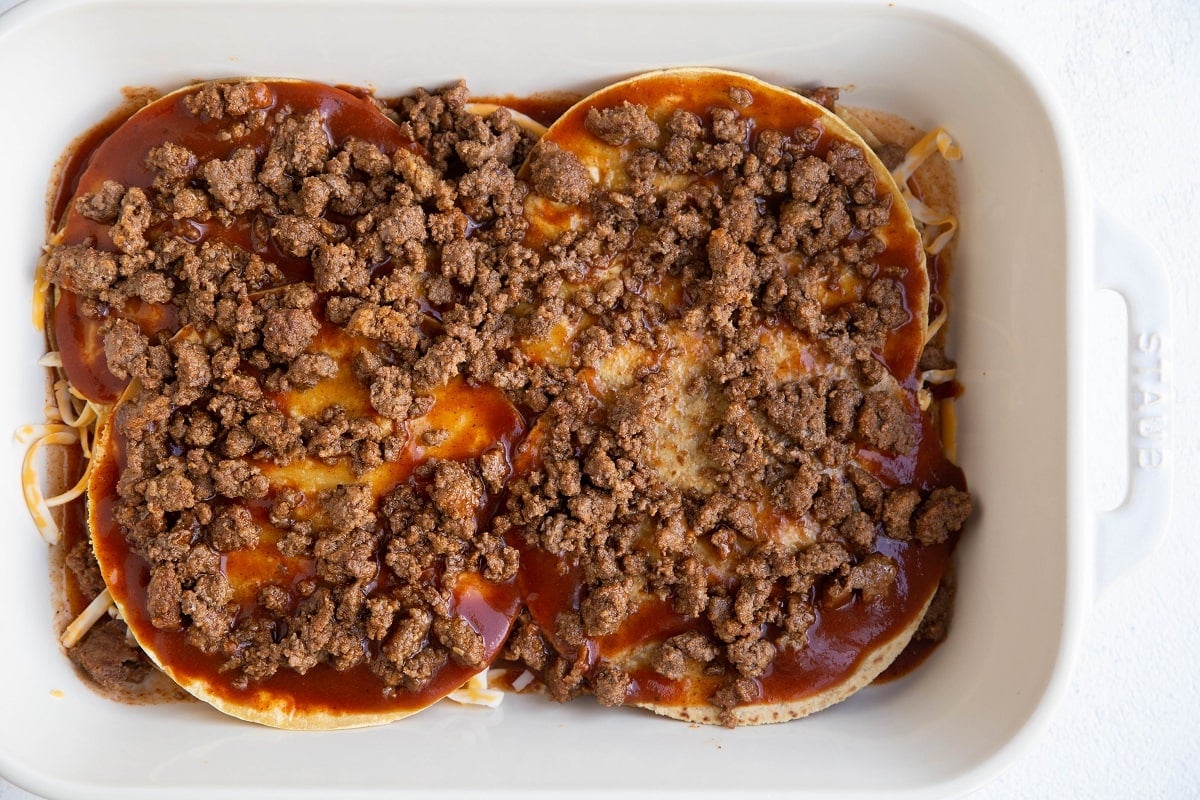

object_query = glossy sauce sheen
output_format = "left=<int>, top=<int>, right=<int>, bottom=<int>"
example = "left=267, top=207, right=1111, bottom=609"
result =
left=514, top=443, right=962, bottom=708
left=90, top=361, right=527, bottom=716
left=53, top=290, right=178, bottom=404
left=522, top=81, right=957, bottom=692
left=523, top=71, right=929, bottom=381
left=59, top=80, right=417, bottom=249
left=50, top=99, right=143, bottom=232
left=512, top=70, right=961, bottom=709
left=52, top=75, right=962, bottom=717
left=54, top=80, right=419, bottom=404
left=92, top=454, right=520, bottom=714
left=52, top=79, right=530, bottom=720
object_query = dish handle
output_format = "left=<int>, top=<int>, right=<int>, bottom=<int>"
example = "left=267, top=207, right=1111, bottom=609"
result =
left=1091, top=208, right=1172, bottom=592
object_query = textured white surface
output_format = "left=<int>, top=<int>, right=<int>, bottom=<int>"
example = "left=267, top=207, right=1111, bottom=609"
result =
left=958, top=0, right=1200, bottom=796
left=0, top=0, right=1196, bottom=797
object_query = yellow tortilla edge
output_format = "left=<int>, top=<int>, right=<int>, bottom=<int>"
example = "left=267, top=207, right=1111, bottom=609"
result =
left=531, top=66, right=931, bottom=357
left=632, top=589, right=935, bottom=726
left=85, top=379, right=452, bottom=730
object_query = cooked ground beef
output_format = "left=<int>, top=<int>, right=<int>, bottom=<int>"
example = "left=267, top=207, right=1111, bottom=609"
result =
left=42, top=75, right=970, bottom=721
left=44, top=78, right=543, bottom=697
left=584, top=101, right=660, bottom=146
left=67, top=618, right=154, bottom=690
left=501, top=85, right=971, bottom=723
left=528, top=141, right=594, bottom=205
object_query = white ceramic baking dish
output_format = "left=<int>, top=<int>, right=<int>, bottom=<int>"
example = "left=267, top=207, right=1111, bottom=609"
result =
left=0, top=0, right=1173, bottom=797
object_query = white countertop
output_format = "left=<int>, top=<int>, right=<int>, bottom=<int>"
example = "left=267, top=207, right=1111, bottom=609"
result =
left=958, top=0, right=1200, bottom=794
left=1, top=0, right=1196, bottom=797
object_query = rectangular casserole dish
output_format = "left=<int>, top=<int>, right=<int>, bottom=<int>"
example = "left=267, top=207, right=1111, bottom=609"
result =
left=0, top=0, right=1136, bottom=796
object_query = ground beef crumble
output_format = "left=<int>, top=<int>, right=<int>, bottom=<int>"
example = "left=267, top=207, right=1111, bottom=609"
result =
left=500, top=87, right=972, bottom=723
left=44, top=78, right=545, bottom=698
left=107, top=280, right=520, bottom=691
left=42, top=76, right=970, bottom=720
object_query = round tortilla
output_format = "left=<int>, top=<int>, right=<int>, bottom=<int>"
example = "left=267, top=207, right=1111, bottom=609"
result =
left=51, top=78, right=416, bottom=404
left=88, top=293, right=525, bottom=730
left=510, top=68, right=960, bottom=725
left=520, top=67, right=930, bottom=379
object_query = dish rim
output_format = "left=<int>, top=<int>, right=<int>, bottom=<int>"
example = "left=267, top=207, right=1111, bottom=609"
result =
left=0, top=0, right=1092, bottom=797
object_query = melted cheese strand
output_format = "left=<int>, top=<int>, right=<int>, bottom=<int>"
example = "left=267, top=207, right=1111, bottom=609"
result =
left=17, top=425, right=80, bottom=545
left=510, top=670, right=535, bottom=692
left=32, top=260, right=49, bottom=333
left=54, top=380, right=98, bottom=429
left=78, top=420, right=93, bottom=460
left=889, top=127, right=961, bottom=256
left=14, top=423, right=75, bottom=446
left=44, top=456, right=93, bottom=508
left=924, top=300, right=948, bottom=345
left=447, top=670, right=504, bottom=708
left=61, top=589, right=114, bottom=648
left=891, top=127, right=961, bottom=187
left=43, top=398, right=62, bottom=424
left=940, top=398, right=959, bottom=464
left=921, top=368, right=957, bottom=385
left=903, top=190, right=959, bottom=255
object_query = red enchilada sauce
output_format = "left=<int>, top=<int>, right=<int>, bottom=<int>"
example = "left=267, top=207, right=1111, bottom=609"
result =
left=46, top=78, right=538, bottom=716
left=89, top=360, right=525, bottom=717
left=40, top=73, right=968, bottom=723
left=49, top=80, right=422, bottom=405
left=501, top=69, right=968, bottom=720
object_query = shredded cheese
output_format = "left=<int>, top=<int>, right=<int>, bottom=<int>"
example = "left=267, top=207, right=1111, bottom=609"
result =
left=44, top=456, right=93, bottom=508
left=23, top=339, right=108, bottom=545
left=25, top=96, right=968, bottom=716
left=78, top=421, right=93, bottom=460
left=54, top=380, right=99, bottom=429
left=891, top=127, right=961, bottom=187
left=43, top=398, right=62, bottom=425
left=918, top=367, right=957, bottom=411
left=940, top=398, right=959, bottom=465
left=446, top=669, right=505, bottom=708
left=61, top=589, right=114, bottom=648
left=904, top=191, right=959, bottom=256
left=924, top=300, right=948, bottom=345
left=890, top=127, right=962, bottom=256
left=31, top=261, right=48, bottom=333
left=921, top=368, right=957, bottom=385
left=876, top=124, right=963, bottom=465
left=15, top=422, right=77, bottom=447
left=510, top=670, right=535, bottom=692
left=834, top=105, right=884, bottom=150
left=17, top=424, right=81, bottom=545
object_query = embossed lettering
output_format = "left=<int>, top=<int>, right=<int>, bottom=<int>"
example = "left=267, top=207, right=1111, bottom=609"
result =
left=1136, top=332, right=1162, bottom=355
left=1132, top=331, right=1164, bottom=385
left=1129, top=330, right=1168, bottom=465
left=1137, top=448, right=1163, bottom=469
left=1135, top=387, right=1164, bottom=412
left=1135, top=416, right=1165, bottom=440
